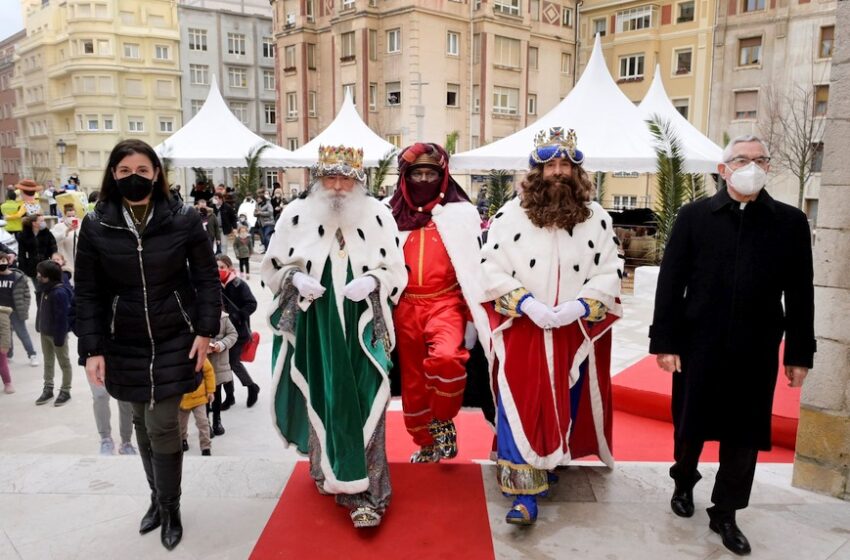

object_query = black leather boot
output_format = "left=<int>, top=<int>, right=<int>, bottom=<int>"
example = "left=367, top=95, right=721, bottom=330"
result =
left=138, top=444, right=160, bottom=534
left=152, top=451, right=183, bottom=550
left=221, top=381, right=236, bottom=410
left=670, top=482, right=695, bottom=518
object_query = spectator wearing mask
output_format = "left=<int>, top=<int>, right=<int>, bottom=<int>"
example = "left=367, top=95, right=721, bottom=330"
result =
left=51, top=204, right=81, bottom=276
left=195, top=199, right=221, bottom=253
left=34, top=259, right=75, bottom=407
left=253, top=193, right=275, bottom=252
left=271, top=186, right=285, bottom=222
left=18, top=214, right=57, bottom=281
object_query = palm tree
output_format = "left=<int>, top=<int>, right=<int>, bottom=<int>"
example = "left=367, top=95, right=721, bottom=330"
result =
left=486, top=170, right=512, bottom=217
left=595, top=171, right=607, bottom=207
left=648, top=116, right=687, bottom=263
left=367, top=149, right=397, bottom=196
left=445, top=131, right=460, bottom=155
left=236, top=143, right=272, bottom=199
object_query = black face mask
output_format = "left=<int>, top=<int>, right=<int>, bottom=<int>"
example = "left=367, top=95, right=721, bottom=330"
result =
left=116, top=174, right=154, bottom=202
left=0, top=264, right=8, bottom=272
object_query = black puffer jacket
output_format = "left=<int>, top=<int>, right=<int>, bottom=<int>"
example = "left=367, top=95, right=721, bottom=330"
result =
left=75, top=196, right=221, bottom=403
left=222, top=276, right=257, bottom=341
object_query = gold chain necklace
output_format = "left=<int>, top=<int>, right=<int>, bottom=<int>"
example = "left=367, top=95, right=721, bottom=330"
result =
left=125, top=202, right=151, bottom=227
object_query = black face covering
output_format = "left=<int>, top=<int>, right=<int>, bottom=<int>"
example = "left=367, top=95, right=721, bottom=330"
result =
left=117, top=174, right=154, bottom=202
left=0, top=264, right=8, bottom=272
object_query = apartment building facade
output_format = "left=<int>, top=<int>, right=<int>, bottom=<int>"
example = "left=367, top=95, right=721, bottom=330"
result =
left=0, top=30, right=25, bottom=189
left=11, top=0, right=183, bottom=189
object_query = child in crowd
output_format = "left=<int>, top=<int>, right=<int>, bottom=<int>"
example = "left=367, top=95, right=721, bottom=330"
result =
left=34, top=260, right=74, bottom=406
left=51, top=253, right=73, bottom=287
left=0, top=305, right=13, bottom=393
left=207, top=310, right=238, bottom=438
left=179, top=358, right=216, bottom=456
left=232, top=224, right=252, bottom=279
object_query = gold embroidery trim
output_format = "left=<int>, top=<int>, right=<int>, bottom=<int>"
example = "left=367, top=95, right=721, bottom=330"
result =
left=425, top=385, right=465, bottom=397
left=402, top=283, right=460, bottom=300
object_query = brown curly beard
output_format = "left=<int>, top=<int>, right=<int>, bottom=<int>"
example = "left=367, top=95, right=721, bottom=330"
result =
left=520, top=165, right=594, bottom=230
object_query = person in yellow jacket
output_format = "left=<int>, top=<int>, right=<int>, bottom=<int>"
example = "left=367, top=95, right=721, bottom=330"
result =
left=178, top=359, right=215, bottom=456
left=1, top=191, right=26, bottom=234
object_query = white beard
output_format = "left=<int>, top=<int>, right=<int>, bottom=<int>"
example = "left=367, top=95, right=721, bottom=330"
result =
left=310, top=182, right=370, bottom=229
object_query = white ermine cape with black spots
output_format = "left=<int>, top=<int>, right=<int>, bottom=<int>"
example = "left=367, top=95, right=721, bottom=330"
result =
left=480, top=198, right=622, bottom=314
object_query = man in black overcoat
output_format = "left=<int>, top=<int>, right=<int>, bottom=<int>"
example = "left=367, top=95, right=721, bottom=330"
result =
left=649, top=135, right=815, bottom=556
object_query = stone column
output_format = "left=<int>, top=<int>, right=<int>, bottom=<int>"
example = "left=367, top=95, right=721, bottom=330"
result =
left=792, top=0, right=850, bottom=500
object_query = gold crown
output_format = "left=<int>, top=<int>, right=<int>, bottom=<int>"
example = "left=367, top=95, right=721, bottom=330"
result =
left=317, top=145, right=364, bottom=171
left=533, top=127, right=578, bottom=152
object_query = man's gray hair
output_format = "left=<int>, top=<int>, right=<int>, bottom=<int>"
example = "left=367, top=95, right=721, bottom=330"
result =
left=721, top=134, right=771, bottom=163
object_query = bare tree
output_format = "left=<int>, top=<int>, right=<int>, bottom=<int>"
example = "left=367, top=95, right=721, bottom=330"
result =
left=760, top=84, right=827, bottom=209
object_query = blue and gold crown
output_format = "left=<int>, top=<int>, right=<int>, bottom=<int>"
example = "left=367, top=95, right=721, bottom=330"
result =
left=529, top=127, right=585, bottom=167
left=313, top=145, right=366, bottom=182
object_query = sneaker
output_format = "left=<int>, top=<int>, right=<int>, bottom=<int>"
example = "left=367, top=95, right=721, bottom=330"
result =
left=100, top=438, right=115, bottom=456
left=118, top=442, right=137, bottom=455
left=53, top=391, right=71, bottom=407
left=201, top=449, right=211, bottom=456
left=3, top=383, right=14, bottom=394
left=182, top=439, right=189, bottom=452
left=35, top=387, right=54, bottom=405
left=29, top=355, right=40, bottom=367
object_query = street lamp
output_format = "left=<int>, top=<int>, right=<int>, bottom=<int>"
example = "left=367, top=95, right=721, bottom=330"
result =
left=56, top=138, right=67, bottom=184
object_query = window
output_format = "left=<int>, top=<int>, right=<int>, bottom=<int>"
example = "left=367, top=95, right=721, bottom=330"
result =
left=286, top=92, right=298, bottom=117
left=819, top=26, right=834, bottom=59
left=307, top=44, right=317, bottom=69
left=154, top=45, right=170, bottom=60
left=95, top=3, right=108, bottom=18
left=120, top=11, right=134, bottom=25
left=341, top=31, right=356, bottom=60
left=811, top=143, right=824, bottom=172
left=82, top=39, right=94, bottom=54
left=674, top=48, right=692, bottom=74
left=230, top=102, right=248, bottom=124
left=492, top=86, right=519, bottom=115
left=592, top=18, right=607, bottom=37
left=619, top=54, right=645, bottom=79
left=386, top=82, right=402, bottom=105
left=308, top=91, right=317, bottom=116
left=103, top=115, right=114, bottom=130
left=677, top=1, right=695, bottom=22
left=263, top=37, right=276, bottom=58
left=284, top=45, right=296, bottom=70
left=263, top=69, right=275, bottom=90
left=342, top=0, right=355, bottom=9
left=343, top=83, right=356, bottom=103
left=494, top=0, right=521, bottom=16
left=148, top=14, right=166, bottom=28
left=733, top=90, right=758, bottom=119
left=306, top=0, right=315, bottom=21
left=613, top=195, right=638, bottom=209
left=616, top=6, right=653, bottom=32
left=86, top=115, right=99, bottom=131
left=228, top=67, right=247, bottom=88
left=227, top=33, right=246, bottom=55
left=561, top=53, right=572, bottom=74
left=562, top=7, right=572, bottom=27
left=387, top=29, right=401, bottom=54
left=814, top=85, right=829, bottom=117
left=447, top=83, right=460, bottom=107
left=123, top=43, right=140, bottom=59
left=447, top=32, right=459, bottom=56
left=527, top=93, right=537, bottom=115
left=386, top=134, right=402, bottom=147
left=264, top=103, right=276, bottom=125
left=738, top=36, right=762, bottom=66
left=158, top=117, right=174, bottom=133
left=673, top=98, right=689, bottom=119
left=191, top=99, right=204, bottom=116
left=188, top=28, right=207, bottom=51
left=97, top=40, right=111, bottom=55
left=472, top=85, right=480, bottom=113
left=528, top=46, right=538, bottom=69
left=155, top=80, right=173, bottom=97
left=190, top=64, right=209, bottom=85
left=742, top=0, right=765, bottom=12
left=78, top=76, right=96, bottom=93
left=473, top=34, right=481, bottom=64
left=128, top=117, right=144, bottom=132
left=494, top=36, right=521, bottom=67
left=125, top=78, right=143, bottom=96
left=369, top=83, right=377, bottom=110
left=287, top=138, right=299, bottom=151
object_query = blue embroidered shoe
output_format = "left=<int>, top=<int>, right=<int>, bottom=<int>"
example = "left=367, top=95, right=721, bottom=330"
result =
left=505, top=496, right=538, bottom=526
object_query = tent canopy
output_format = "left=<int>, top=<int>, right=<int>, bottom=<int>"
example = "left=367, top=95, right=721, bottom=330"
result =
left=638, top=65, right=723, bottom=173
left=154, top=75, right=292, bottom=168
left=451, top=35, right=658, bottom=172
left=282, top=92, right=398, bottom=167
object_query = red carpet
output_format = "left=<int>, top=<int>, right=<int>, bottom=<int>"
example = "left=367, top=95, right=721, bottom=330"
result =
left=612, top=347, right=801, bottom=449
left=251, top=462, right=495, bottom=560
left=385, top=409, right=495, bottom=463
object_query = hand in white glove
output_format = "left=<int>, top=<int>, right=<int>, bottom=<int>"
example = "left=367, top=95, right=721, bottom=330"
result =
left=463, top=322, right=478, bottom=350
left=342, top=275, right=377, bottom=302
left=519, top=297, right=558, bottom=330
left=292, top=271, right=326, bottom=301
left=552, top=300, right=587, bottom=328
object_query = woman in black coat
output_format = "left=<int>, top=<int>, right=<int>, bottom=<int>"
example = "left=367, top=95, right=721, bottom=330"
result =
left=75, top=139, right=221, bottom=551
left=18, top=214, right=57, bottom=279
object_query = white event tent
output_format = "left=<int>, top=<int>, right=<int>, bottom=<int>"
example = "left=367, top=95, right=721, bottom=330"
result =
left=451, top=35, right=658, bottom=172
left=154, top=75, right=293, bottom=168
left=638, top=65, right=723, bottom=173
left=282, top=92, right=398, bottom=167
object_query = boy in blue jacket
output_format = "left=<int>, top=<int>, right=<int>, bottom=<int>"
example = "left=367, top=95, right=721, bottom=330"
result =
left=34, top=259, right=74, bottom=406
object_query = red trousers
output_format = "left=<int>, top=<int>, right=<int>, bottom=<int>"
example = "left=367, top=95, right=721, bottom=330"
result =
left=395, top=291, right=469, bottom=446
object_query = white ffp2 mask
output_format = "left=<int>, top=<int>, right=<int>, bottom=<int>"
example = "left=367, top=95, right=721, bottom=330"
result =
left=729, top=162, right=768, bottom=196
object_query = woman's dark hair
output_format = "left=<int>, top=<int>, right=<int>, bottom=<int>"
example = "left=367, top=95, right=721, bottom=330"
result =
left=99, top=139, right=170, bottom=203
left=216, top=254, right=234, bottom=268
left=6, top=190, right=15, bottom=201
left=36, top=259, right=62, bottom=283
left=22, top=214, right=42, bottom=231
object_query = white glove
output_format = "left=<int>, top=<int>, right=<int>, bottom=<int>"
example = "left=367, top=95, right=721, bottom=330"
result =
left=519, top=297, right=558, bottom=330
left=292, top=271, right=326, bottom=301
left=342, top=275, right=377, bottom=302
left=553, top=300, right=586, bottom=328
left=463, top=322, right=478, bottom=350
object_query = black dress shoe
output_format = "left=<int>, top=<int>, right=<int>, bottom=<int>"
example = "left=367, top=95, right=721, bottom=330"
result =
left=670, top=486, right=694, bottom=518
left=709, top=519, right=752, bottom=555
left=212, top=420, right=225, bottom=436
left=246, top=384, right=260, bottom=408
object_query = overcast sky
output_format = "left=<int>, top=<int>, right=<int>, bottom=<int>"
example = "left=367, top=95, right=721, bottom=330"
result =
left=0, top=0, right=25, bottom=43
